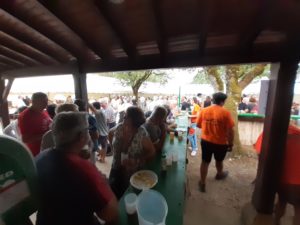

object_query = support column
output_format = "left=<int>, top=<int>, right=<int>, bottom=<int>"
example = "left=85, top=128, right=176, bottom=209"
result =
left=0, top=77, right=14, bottom=128
left=72, top=72, right=88, bottom=102
left=252, top=61, right=298, bottom=213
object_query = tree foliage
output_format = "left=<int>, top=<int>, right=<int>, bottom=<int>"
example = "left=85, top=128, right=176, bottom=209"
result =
left=98, top=70, right=169, bottom=99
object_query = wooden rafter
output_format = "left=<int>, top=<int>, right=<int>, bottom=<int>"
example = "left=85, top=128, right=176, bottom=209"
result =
left=151, top=0, right=167, bottom=58
left=82, top=49, right=276, bottom=74
left=94, top=0, right=137, bottom=59
left=0, top=54, right=25, bottom=67
left=0, top=31, right=59, bottom=65
left=238, top=0, right=274, bottom=53
left=2, top=0, right=96, bottom=64
left=0, top=9, right=73, bottom=63
left=198, top=0, right=214, bottom=56
left=0, top=45, right=40, bottom=66
left=39, top=0, right=115, bottom=61
left=1, top=63, right=78, bottom=78
left=0, top=62, right=13, bottom=71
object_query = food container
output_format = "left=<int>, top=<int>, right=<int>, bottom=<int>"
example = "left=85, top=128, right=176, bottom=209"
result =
left=136, top=190, right=168, bottom=225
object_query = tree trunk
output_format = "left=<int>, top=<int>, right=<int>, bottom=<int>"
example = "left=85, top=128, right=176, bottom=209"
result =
left=224, top=94, right=242, bottom=155
left=132, top=87, right=139, bottom=105
left=225, top=66, right=243, bottom=155
left=206, top=67, right=224, bottom=92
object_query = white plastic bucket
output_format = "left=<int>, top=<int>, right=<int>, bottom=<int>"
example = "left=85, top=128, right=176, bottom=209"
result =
left=136, top=190, right=168, bottom=225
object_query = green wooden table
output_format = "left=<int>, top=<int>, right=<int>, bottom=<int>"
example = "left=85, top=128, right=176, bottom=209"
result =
left=238, top=113, right=300, bottom=120
left=118, top=117, right=188, bottom=225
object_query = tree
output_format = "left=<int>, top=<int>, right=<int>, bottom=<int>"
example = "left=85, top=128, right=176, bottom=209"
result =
left=193, top=64, right=269, bottom=154
left=99, top=70, right=169, bottom=100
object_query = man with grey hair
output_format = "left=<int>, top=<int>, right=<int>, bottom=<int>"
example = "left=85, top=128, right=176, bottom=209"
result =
left=35, top=112, right=118, bottom=225
left=18, top=92, right=52, bottom=156
left=101, top=99, right=116, bottom=129
left=40, top=103, right=79, bottom=151
left=89, top=102, right=109, bottom=162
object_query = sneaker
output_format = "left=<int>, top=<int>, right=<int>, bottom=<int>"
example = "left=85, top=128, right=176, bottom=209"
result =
left=188, top=146, right=192, bottom=151
left=191, top=151, right=197, bottom=156
left=215, top=171, right=229, bottom=180
left=198, top=181, right=206, bottom=193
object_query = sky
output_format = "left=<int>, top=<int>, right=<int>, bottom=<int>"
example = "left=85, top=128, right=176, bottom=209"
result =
left=8, top=69, right=300, bottom=97
left=9, top=69, right=202, bottom=94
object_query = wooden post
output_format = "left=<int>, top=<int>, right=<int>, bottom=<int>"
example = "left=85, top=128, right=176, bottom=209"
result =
left=252, top=61, right=298, bottom=213
left=72, top=72, right=88, bottom=102
left=0, top=77, right=14, bottom=128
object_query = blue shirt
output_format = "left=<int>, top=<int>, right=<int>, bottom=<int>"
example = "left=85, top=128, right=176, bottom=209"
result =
left=88, top=115, right=98, bottom=151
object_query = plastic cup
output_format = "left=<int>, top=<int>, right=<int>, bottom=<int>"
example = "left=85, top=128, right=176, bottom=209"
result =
left=124, top=193, right=137, bottom=215
left=172, top=151, right=178, bottom=162
left=178, top=131, right=183, bottom=141
left=170, top=132, right=175, bottom=141
left=166, top=153, right=172, bottom=166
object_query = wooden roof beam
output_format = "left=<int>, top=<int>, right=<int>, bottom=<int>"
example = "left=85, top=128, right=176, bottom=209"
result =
left=198, top=1, right=215, bottom=56
left=0, top=63, right=78, bottom=78
left=0, top=9, right=73, bottom=63
left=0, top=62, right=13, bottom=71
left=94, top=0, right=137, bottom=60
left=0, top=45, right=41, bottom=66
left=82, top=50, right=277, bottom=73
left=0, top=54, right=25, bottom=67
left=0, top=31, right=59, bottom=65
left=152, top=0, right=167, bottom=59
left=39, top=0, right=116, bottom=61
left=238, top=0, right=274, bottom=53
left=2, top=0, right=96, bottom=64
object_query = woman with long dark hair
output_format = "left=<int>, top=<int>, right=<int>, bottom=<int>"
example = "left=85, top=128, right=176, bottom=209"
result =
left=108, top=106, right=155, bottom=199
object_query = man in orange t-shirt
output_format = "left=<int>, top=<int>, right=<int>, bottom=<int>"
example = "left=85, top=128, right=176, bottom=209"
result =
left=254, top=125, right=300, bottom=225
left=196, top=92, right=234, bottom=192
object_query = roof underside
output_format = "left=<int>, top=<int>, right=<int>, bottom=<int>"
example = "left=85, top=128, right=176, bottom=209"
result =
left=0, top=0, right=300, bottom=78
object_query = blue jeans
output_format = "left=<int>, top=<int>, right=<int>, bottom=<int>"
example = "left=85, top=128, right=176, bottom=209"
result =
left=188, top=123, right=198, bottom=151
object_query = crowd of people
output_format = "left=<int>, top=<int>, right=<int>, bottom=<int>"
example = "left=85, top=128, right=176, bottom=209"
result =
left=2, top=91, right=300, bottom=225
left=3, top=92, right=171, bottom=225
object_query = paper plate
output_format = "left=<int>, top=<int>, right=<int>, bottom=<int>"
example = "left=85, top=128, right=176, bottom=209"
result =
left=130, top=170, right=158, bottom=190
